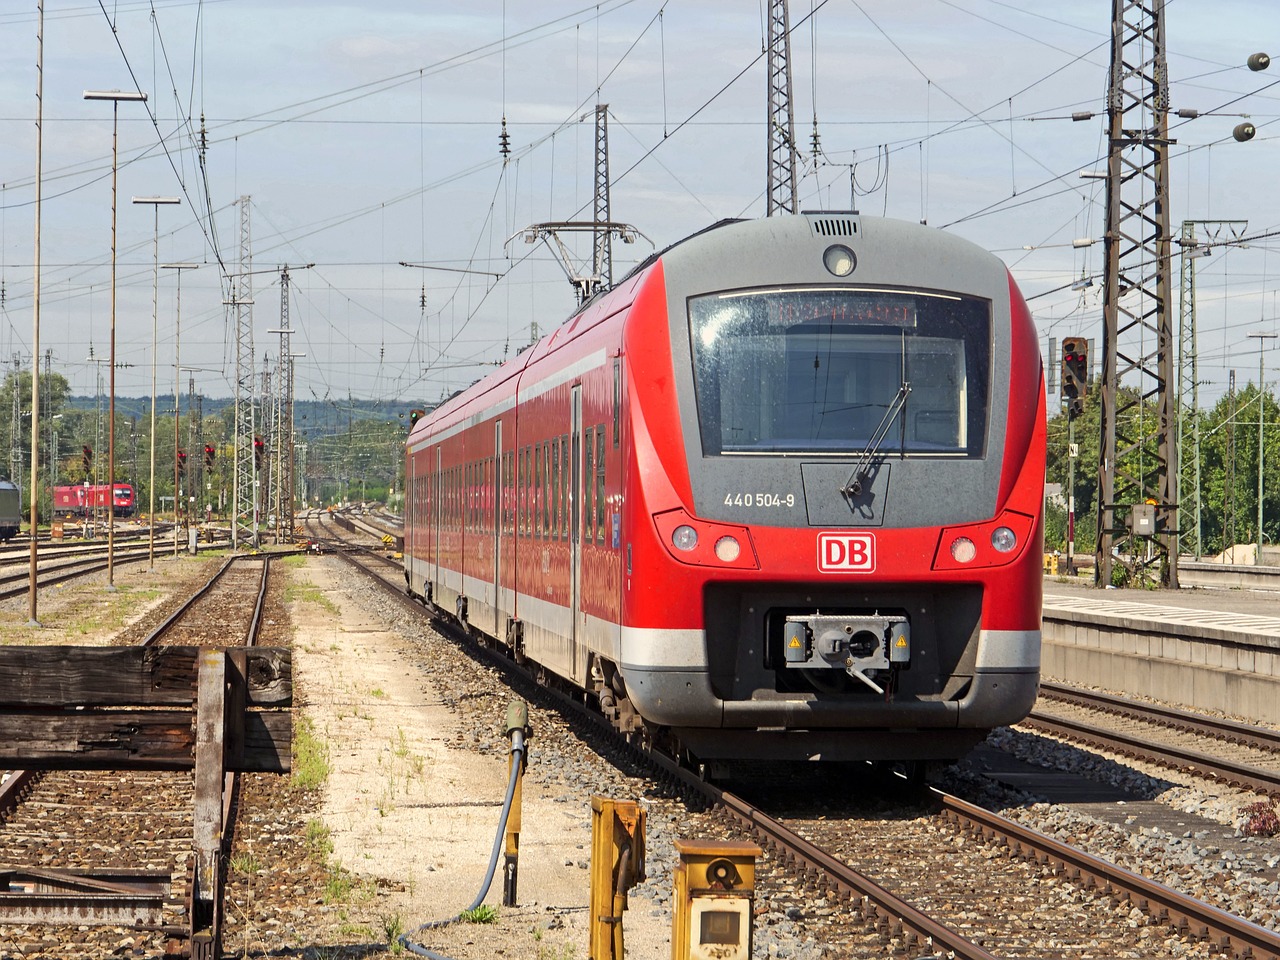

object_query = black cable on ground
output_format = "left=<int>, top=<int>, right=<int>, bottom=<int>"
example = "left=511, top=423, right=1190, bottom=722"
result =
left=399, top=718, right=527, bottom=959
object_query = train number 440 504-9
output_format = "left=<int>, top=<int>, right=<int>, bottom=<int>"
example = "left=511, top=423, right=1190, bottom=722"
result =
left=723, top=492, right=796, bottom=508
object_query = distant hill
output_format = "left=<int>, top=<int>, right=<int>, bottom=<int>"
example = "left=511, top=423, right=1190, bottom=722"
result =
left=63, top=395, right=424, bottom=433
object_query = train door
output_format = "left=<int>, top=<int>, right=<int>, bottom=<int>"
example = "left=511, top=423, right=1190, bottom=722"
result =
left=492, top=420, right=502, bottom=638
left=570, top=385, right=583, bottom=679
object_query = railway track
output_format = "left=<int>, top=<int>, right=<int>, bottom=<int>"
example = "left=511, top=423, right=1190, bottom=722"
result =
left=0, top=532, right=232, bottom=602
left=1027, top=682, right=1280, bottom=797
left=0, top=556, right=275, bottom=958
left=325, top=524, right=1280, bottom=959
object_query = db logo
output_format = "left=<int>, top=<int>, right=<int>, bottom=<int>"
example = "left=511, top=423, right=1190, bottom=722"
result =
left=817, top=532, right=876, bottom=573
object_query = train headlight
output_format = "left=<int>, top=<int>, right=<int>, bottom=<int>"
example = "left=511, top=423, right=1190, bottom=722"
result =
left=714, top=536, right=741, bottom=562
left=672, top=525, right=699, bottom=552
left=950, top=537, right=977, bottom=563
left=823, top=243, right=857, bottom=277
left=991, top=526, right=1018, bottom=553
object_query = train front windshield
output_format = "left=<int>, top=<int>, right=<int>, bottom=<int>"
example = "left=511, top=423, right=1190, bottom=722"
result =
left=689, top=287, right=991, bottom=457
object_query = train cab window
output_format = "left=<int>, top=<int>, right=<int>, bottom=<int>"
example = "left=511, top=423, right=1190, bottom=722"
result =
left=595, top=428, right=606, bottom=542
left=583, top=428, right=595, bottom=544
left=689, top=287, right=991, bottom=457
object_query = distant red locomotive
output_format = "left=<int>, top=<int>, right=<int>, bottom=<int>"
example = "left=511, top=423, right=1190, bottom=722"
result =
left=404, top=214, right=1045, bottom=771
left=53, top=483, right=136, bottom=518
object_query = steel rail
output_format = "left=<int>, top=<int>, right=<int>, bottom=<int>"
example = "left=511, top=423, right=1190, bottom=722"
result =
left=0, top=770, right=40, bottom=823
left=1021, top=712, right=1280, bottom=797
left=652, top=751, right=1001, bottom=960
left=140, top=554, right=269, bottom=648
left=330, top=529, right=1280, bottom=958
left=935, top=789, right=1280, bottom=960
left=1038, top=681, right=1280, bottom=753
left=0, top=546, right=156, bottom=601
left=328, top=543, right=1001, bottom=960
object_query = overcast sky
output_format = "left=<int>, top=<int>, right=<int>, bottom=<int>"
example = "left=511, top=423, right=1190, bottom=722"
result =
left=1, top=0, right=1278, bottom=410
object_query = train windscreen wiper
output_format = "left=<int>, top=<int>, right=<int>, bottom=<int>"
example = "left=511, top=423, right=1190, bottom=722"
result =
left=843, top=380, right=911, bottom=498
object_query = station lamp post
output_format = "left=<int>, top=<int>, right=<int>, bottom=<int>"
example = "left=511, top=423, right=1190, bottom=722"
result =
left=84, top=88, right=147, bottom=590
left=132, top=195, right=180, bottom=571
left=163, top=263, right=200, bottom=557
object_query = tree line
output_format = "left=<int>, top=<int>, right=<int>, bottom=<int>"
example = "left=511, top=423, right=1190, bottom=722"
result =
left=1046, top=382, right=1280, bottom=558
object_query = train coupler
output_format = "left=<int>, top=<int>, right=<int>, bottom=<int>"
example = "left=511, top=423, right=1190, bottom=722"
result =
left=782, top=613, right=909, bottom=694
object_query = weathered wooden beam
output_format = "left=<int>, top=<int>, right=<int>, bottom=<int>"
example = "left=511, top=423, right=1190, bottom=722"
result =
left=0, top=646, right=291, bottom=708
left=0, top=711, right=291, bottom=772
left=190, top=650, right=224, bottom=959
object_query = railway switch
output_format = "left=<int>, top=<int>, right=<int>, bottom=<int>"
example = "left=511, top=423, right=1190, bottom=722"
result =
left=589, top=796, right=646, bottom=960
left=502, top=700, right=531, bottom=907
left=671, top=839, right=760, bottom=960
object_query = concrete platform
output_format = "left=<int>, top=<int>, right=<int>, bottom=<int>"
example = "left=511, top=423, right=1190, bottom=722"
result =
left=1038, top=583, right=1280, bottom=725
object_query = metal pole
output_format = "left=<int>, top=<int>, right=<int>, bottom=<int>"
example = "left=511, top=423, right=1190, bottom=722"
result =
left=85, top=88, right=147, bottom=589
left=108, top=103, right=119, bottom=588
left=1249, top=332, right=1277, bottom=564
left=132, top=198, right=179, bottom=572
left=165, top=264, right=199, bottom=557
left=1067, top=410, right=1076, bottom=574
left=27, top=1, right=44, bottom=626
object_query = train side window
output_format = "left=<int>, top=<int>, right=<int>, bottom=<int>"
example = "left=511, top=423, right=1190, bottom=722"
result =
left=612, top=358, right=621, bottom=448
left=552, top=439, right=561, bottom=539
left=504, top=451, right=513, bottom=534
left=535, top=444, right=544, bottom=538
left=543, top=442, right=552, bottom=535
left=559, top=435, right=569, bottom=541
left=523, top=447, right=531, bottom=536
left=595, top=428, right=606, bottom=542
left=583, top=427, right=595, bottom=544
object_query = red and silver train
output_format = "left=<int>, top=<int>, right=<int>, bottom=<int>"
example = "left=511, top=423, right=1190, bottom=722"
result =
left=404, top=213, right=1045, bottom=769
left=53, top=483, right=137, bottom=518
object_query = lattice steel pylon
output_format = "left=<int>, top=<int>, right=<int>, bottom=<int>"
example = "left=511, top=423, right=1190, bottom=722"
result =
left=766, top=0, right=798, bottom=216
left=592, top=104, right=612, bottom=290
left=277, top=267, right=296, bottom=543
left=229, top=196, right=257, bottom=549
left=1095, top=0, right=1177, bottom=587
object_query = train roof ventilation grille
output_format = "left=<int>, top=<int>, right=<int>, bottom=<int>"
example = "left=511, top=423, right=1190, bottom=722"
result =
left=804, top=214, right=859, bottom=238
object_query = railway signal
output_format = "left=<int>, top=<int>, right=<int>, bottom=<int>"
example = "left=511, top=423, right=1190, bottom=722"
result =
left=253, top=435, right=265, bottom=470
left=82, top=445, right=93, bottom=472
left=1061, top=337, right=1088, bottom=414
left=204, top=444, right=216, bottom=470
left=177, top=449, right=187, bottom=476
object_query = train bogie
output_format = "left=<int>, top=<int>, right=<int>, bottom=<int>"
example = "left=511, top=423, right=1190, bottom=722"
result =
left=405, top=213, right=1045, bottom=767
